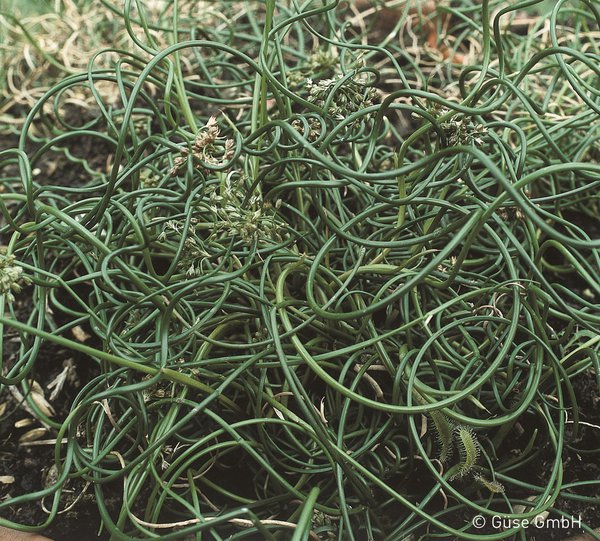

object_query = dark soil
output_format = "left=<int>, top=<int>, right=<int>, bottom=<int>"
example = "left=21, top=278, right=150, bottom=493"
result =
left=0, top=340, right=110, bottom=540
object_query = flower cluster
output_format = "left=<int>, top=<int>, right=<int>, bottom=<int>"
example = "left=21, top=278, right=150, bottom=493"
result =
left=0, top=253, right=29, bottom=303
left=158, top=219, right=210, bottom=277
left=291, top=117, right=322, bottom=142
left=170, top=116, right=235, bottom=177
left=287, top=49, right=338, bottom=86
left=414, top=103, right=488, bottom=147
left=207, top=173, right=283, bottom=245
left=312, top=509, right=337, bottom=539
left=306, top=73, right=378, bottom=124
left=157, top=175, right=285, bottom=277
left=498, top=206, right=525, bottom=221
left=440, top=116, right=487, bottom=147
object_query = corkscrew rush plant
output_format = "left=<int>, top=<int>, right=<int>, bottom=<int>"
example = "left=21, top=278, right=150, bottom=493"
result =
left=0, top=0, right=599, bottom=539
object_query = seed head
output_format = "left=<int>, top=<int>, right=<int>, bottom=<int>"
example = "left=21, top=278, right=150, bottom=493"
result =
left=0, top=254, right=28, bottom=302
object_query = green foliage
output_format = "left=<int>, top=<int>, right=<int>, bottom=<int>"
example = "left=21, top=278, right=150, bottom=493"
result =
left=0, top=253, right=28, bottom=303
left=0, top=0, right=599, bottom=539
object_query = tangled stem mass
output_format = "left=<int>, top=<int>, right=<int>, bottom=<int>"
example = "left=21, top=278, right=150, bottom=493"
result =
left=0, top=0, right=599, bottom=539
